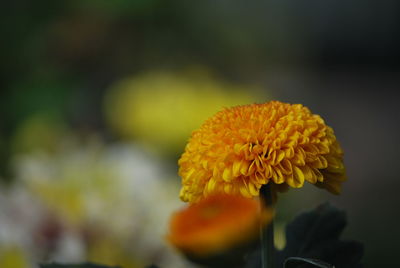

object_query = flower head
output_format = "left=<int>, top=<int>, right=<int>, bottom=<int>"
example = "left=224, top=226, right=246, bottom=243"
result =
left=178, top=101, right=346, bottom=202
left=168, top=194, right=272, bottom=256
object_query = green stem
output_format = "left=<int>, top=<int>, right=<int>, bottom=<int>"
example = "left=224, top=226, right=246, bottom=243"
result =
left=260, top=184, right=274, bottom=268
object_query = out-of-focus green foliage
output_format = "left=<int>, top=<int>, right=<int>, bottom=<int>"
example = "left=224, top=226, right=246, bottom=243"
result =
left=74, top=0, right=162, bottom=16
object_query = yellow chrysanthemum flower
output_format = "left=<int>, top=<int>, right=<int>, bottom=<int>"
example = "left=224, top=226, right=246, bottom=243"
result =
left=178, top=101, right=346, bottom=203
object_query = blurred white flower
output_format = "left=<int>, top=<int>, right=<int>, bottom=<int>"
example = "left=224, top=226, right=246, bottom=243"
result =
left=10, top=136, right=190, bottom=267
left=0, top=185, right=41, bottom=267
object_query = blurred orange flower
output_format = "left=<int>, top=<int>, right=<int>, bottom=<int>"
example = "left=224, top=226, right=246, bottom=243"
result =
left=179, top=101, right=346, bottom=202
left=168, top=194, right=272, bottom=256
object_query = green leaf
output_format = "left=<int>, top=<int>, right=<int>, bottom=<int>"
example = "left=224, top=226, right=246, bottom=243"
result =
left=244, top=203, right=364, bottom=268
left=276, top=202, right=364, bottom=268
left=39, top=262, right=121, bottom=268
left=284, top=257, right=334, bottom=268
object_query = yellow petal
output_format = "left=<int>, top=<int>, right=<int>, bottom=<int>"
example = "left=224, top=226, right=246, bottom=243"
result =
left=185, top=168, right=195, bottom=180
left=276, top=150, right=285, bottom=164
left=212, top=166, right=219, bottom=177
left=286, top=173, right=296, bottom=188
left=314, top=169, right=324, bottom=182
left=240, top=161, right=250, bottom=175
left=232, top=161, right=242, bottom=177
left=264, top=165, right=272, bottom=178
left=254, top=171, right=266, bottom=184
left=255, top=156, right=266, bottom=172
left=293, top=166, right=305, bottom=187
left=302, top=165, right=316, bottom=184
left=222, top=168, right=232, bottom=182
left=224, top=183, right=233, bottom=194
left=320, top=156, right=328, bottom=169
left=285, top=147, right=295, bottom=158
left=248, top=182, right=259, bottom=196
left=239, top=184, right=251, bottom=197
left=207, top=178, right=217, bottom=192
left=270, top=150, right=277, bottom=165
left=279, top=159, right=292, bottom=175
left=292, top=150, right=306, bottom=166
left=248, top=160, right=256, bottom=175
left=325, top=156, right=344, bottom=171
left=272, top=168, right=284, bottom=184
left=201, top=160, right=208, bottom=169
left=316, top=143, right=330, bottom=154
left=234, top=143, right=243, bottom=154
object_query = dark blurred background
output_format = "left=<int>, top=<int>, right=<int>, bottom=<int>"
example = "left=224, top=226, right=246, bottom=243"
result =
left=1, top=1, right=399, bottom=267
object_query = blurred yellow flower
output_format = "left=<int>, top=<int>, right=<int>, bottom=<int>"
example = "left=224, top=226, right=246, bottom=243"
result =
left=104, top=69, right=262, bottom=155
left=179, top=101, right=346, bottom=202
left=0, top=246, right=29, bottom=268
left=168, top=194, right=272, bottom=256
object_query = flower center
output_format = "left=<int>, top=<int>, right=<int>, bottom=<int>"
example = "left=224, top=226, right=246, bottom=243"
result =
left=200, top=206, right=221, bottom=219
